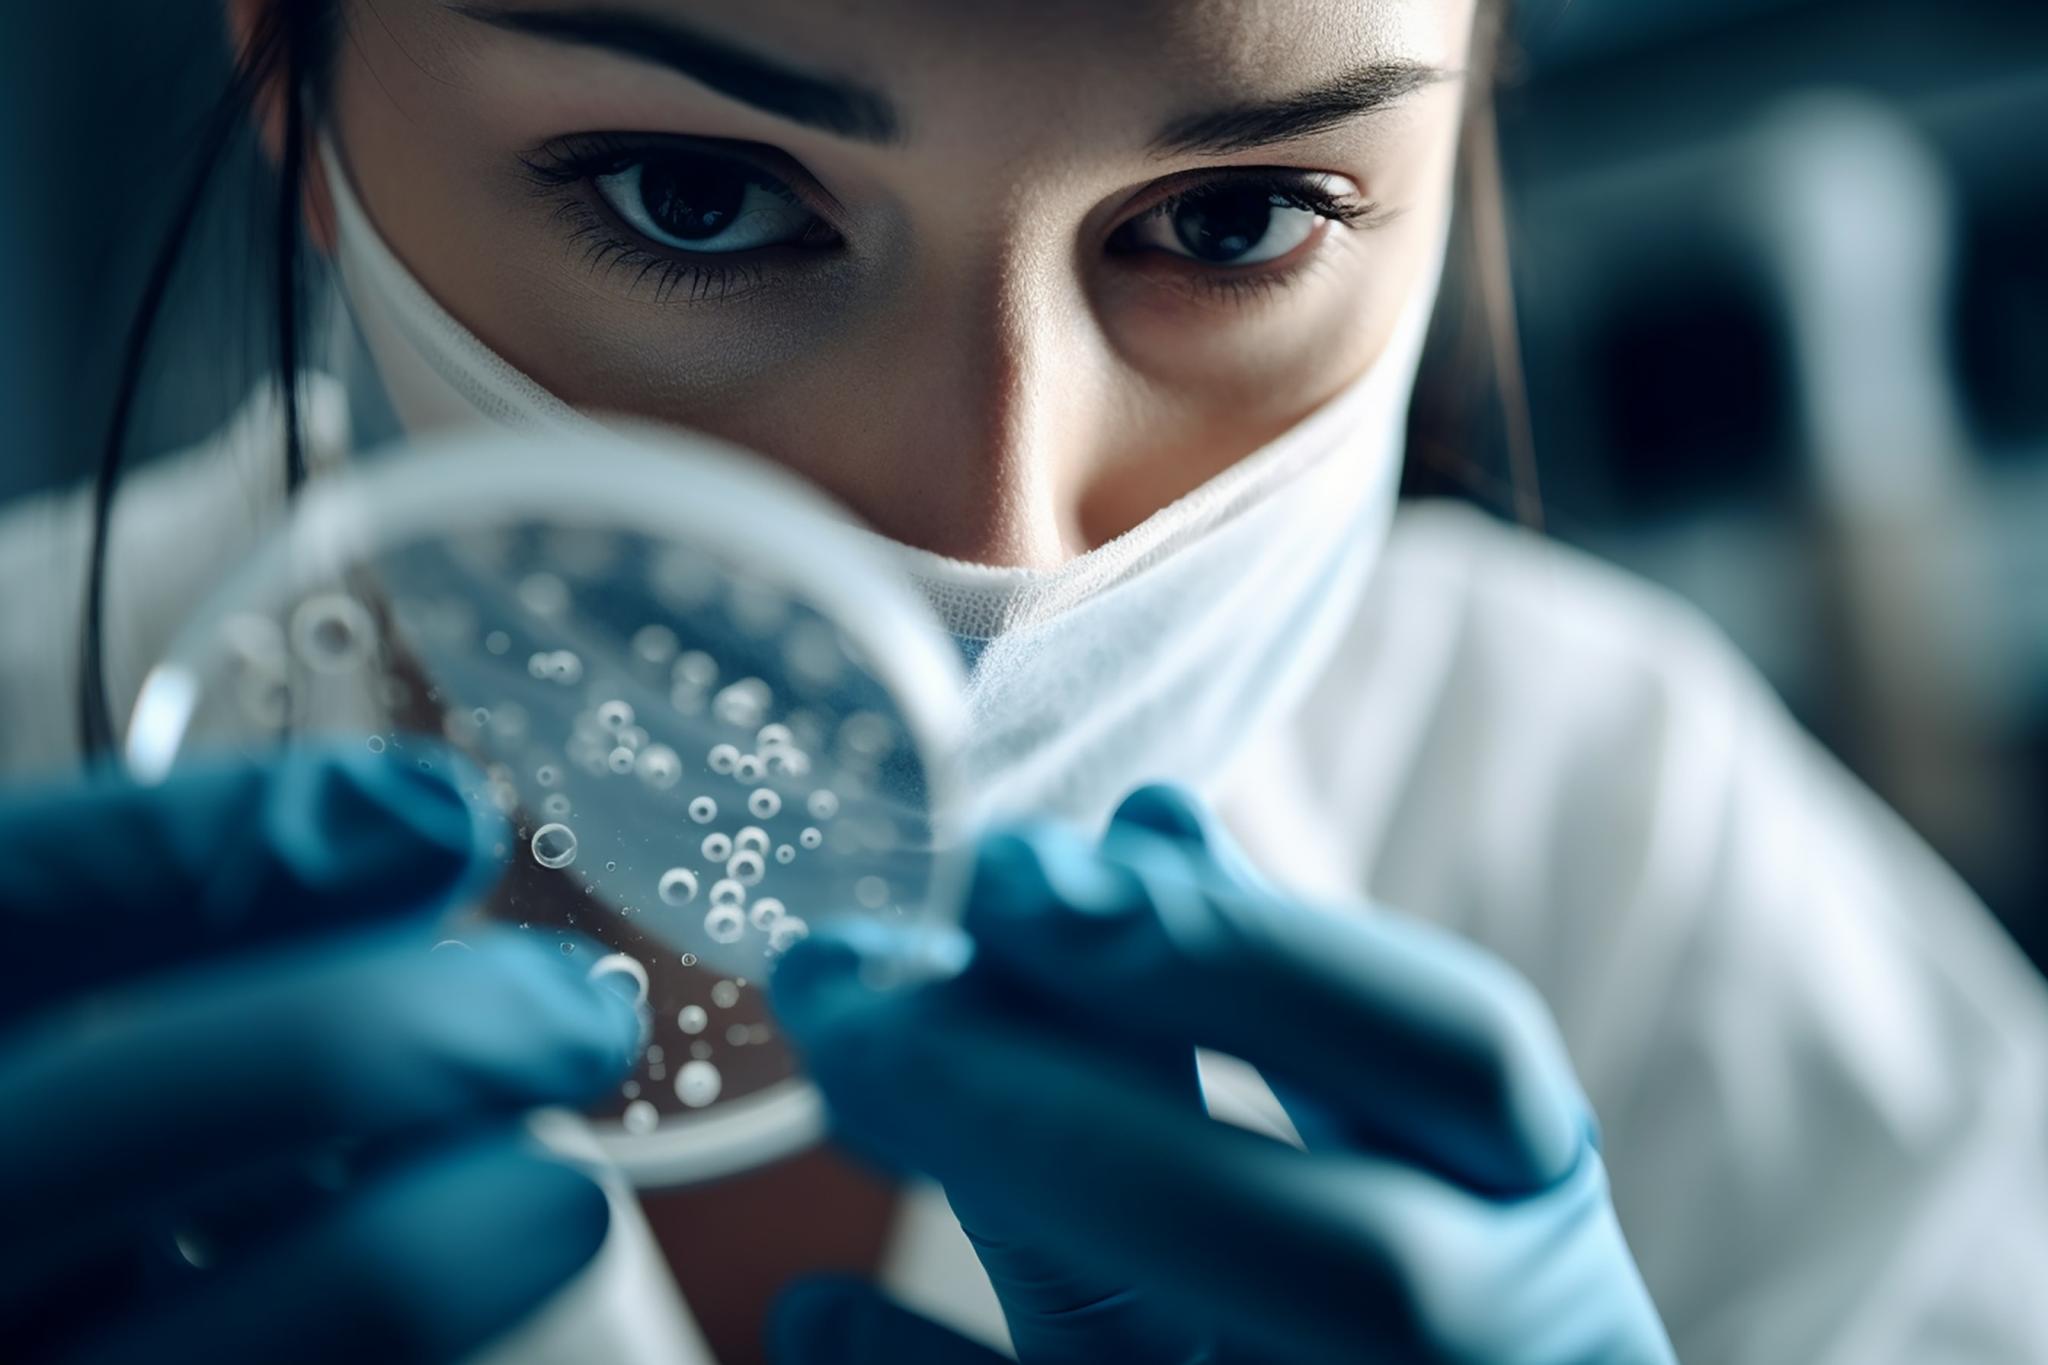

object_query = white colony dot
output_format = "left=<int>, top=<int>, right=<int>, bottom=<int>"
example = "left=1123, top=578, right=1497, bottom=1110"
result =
left=636, top=744, right=682, bottom=790
left=710, top=979, right=741, bottom=1009
left=766, top=748, right=811, bottom=778
left=706, top=744, right=740, bottom=775
left=471, top=707, right=490, bottom=726
left=675, top=1060, right=722, bottom=1108
left=701, top=832, right=733, bottom=862
left=756, top=723, right=793, bottom=751
left=607, top=746, right=636, bottom=774
left=528, top=653, right=551, bottom=679
left=289, top=594, right=375, bottom=674
left=621, top=1099, right=659, bottom=1134
left=632, top=624, right=679, bottom=665
left=749, top=897, right=785, bottom=931
left=747, top=788, right=782, bottom=819
left=768, top=918, right=810, bottom=953
left=712, top=678, right=772, bottom=729
left=703, top=905, right=745, bottom=944
left=733, top=754, right=766, bottom=784
left=619, top=725, right=649, bottom=752
left=775, top=844, right=796, bottom=864
left=807, top=790, right=840, bottom=821
left=484, top=629, right=511, bottom=655
left=680, top=952, right=698, bottom=967
left=586, top=952, right=650, bottom=1007
left=690, top=1041, right=713, bottom=1059
left=549, top=650, right=584, bottom=684
left=596, top=699, right=634, bottom=730
left=516, top=571, right=569, bottom=617
left=799, top=826, right=823, bottom=850
left=531, top=823, right=578, bottom=869
left=727, top=850, right=765, bottom=886
left=677, top=1004, right=708, bottom=1034
left=726, top=1023, right=750, bottom=1045
left=709, top=878, right=747, bottom=909
left=366, top=735, right=386, bottom=754
left=670, top=682, right=706, bottom=716
left=658, top=867, right=700, bottom=907
left=688, top=796, right=718, bottom=824
left=673, top=650, right=719, bottom=688
left=541, top=793, right=572, bottom=819
left=854, top=875, right=889, bottom=909
left=735, top=826, right=771, bottom=856
left=535, top=764, right=559, bottom=786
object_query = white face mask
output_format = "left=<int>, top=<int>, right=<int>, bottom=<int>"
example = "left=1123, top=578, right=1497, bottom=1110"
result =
left=324, top=138, right=1444, bottom=827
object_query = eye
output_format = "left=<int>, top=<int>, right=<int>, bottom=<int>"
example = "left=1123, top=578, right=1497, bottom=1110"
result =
left=1116, top=173, right=1365, bottom=268
left=594, top=150, right=826, bottom=255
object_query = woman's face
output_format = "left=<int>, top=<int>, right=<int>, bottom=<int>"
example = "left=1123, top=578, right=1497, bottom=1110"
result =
left=310, top=0, right=1475, bottom=565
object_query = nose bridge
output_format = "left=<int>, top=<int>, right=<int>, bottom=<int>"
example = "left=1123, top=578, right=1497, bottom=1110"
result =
left=885, top=217, right=1104, bottom=567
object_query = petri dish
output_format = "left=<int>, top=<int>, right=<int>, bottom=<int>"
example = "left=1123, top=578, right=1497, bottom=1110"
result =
left=124, top=420, right=966, bottom=1186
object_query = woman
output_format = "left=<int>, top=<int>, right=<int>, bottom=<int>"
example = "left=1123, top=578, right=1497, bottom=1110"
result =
left=3, top=1, right=2044, bottom=1362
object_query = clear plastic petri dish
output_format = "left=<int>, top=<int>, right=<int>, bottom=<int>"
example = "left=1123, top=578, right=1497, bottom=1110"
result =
left=125, top=420, right=966, bottom=1187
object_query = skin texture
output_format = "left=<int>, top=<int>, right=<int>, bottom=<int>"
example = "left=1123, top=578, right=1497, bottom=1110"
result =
left=223, top=3, right=1480, bottom=1358
left=239, top=0, right=1475, bottom=567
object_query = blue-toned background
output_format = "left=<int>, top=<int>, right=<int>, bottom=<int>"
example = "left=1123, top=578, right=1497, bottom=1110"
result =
left=4, top=0, right=2044, bottom=956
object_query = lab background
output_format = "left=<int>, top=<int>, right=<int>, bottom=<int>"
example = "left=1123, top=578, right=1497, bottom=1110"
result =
left=3, top=0, right=2044, bottom=972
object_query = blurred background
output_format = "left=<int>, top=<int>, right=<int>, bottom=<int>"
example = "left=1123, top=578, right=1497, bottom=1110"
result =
left=2, top=2, right=2044, bottom=961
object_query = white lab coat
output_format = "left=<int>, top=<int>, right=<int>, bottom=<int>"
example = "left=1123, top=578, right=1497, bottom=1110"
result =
left=4, top=379, right=2045, bottom=1363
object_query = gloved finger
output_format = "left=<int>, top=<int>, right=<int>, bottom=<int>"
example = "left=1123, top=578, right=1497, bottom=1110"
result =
left=0, top=743, right=502, bottom=1020
left=0, top=924, right=640, bottom=1284
left=963, top=821, right=1588, bottom=1196
left=46, top=1128, right=611, bottom=1365
left=945, top=813, right=1206, bottom=1359
left=775, top=930, right=1599, bottom=1364
left=770, top=1277, right=1010, bottom=1365
left=1107, top=786, right=1363, bottom=1151
left=1108, top=782, right=1270, bottom=892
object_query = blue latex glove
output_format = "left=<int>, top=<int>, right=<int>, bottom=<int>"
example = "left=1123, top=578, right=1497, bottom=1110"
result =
left=770, top=785, right=1675, bottom=1364
left=0, top=745, right=643, bottom=1365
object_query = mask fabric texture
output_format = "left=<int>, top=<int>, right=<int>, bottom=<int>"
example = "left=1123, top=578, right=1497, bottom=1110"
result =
left=323, top=136, right=1444, bottom=827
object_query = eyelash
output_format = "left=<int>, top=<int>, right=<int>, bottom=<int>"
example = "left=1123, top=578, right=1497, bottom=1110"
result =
left=518, top=133, right=1383, bottom=306
left=520, top=133, right=823, bottom=303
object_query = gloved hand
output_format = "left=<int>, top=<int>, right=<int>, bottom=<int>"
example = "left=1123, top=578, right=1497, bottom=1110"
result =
left=0, top=745, right=643, bottom=1365
left=769, top=785, right=1675, bottom=1364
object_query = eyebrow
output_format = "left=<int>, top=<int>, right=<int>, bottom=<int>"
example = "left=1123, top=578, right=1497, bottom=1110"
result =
left=448, top=5, right=1452, bottom=159
left=1150, top=61, right=1461, bottom=157
left=447, top=4, right=902, bottom=143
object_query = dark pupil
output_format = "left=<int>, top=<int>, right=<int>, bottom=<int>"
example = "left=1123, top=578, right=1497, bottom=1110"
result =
left=639, top=156, right=747, bottom=241
left=1172, top=189, right=1278, bottom=263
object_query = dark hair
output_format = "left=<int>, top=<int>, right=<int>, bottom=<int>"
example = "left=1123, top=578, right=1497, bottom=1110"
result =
left=77, top=0, right=1531, bottom=757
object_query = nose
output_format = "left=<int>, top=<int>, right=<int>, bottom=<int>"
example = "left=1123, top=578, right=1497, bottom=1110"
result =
left=825, top=234, right=1113, bottom=569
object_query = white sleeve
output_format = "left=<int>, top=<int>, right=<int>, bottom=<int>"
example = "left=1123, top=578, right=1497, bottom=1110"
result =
left=1360, top=512, right=2048, bottom=1364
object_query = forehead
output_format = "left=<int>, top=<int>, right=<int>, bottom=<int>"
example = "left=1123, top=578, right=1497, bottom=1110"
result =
left=761, top=0, right=1439, bottom=64
left=424, top=0, right=1470, bottom=133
